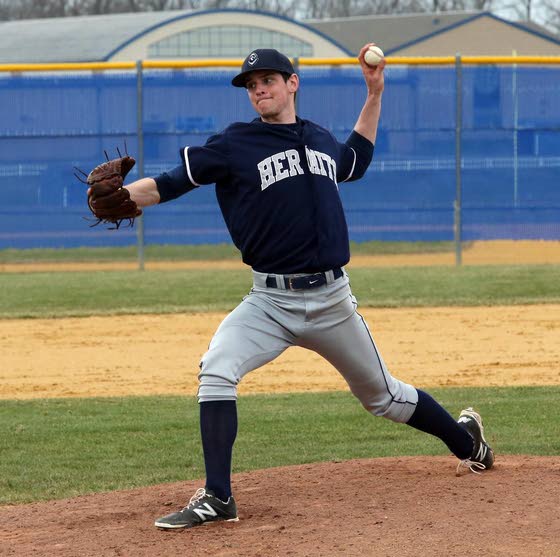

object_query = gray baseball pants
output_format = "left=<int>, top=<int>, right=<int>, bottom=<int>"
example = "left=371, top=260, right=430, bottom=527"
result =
left=198, top=269, right=418, bottom=423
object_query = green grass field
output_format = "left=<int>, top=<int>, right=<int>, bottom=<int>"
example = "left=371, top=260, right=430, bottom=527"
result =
left=1, top=264, right=559, bottom=318
left=2, top=247, right=559, bottom=505
left=1, top=387, right=558, bottom=505
left=0, top=241, right=456, bottom=263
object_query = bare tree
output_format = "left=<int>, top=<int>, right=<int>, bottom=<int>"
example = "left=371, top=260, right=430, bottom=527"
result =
left=420, top=0, right=496, bottom=11
left=2, top=0, right=66, bottom=18
left=238, top=0, right=300, bottom=16
left=147, top=0, right=185, bottom=9
left=300, top=0, right=429, bottom=19
left=541, top=0, right=560, bottom=32
left=5, top=0, right=552, bottom=22
left=295, top=0, right=324, bottom=19
left=86, top=0, right=114, bottom=15
left=496, top=0, right=535, bottom=21
left=0, top=0, right=12, bottom=19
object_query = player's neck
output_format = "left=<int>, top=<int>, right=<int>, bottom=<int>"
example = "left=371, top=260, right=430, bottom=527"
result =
left=260, top=115, right=297, bottom=125
left=259, top=105, right=297, bottom=125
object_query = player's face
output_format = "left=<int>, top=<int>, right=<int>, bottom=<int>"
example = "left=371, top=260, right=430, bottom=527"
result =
left=245, top=71, right=298, bottom=124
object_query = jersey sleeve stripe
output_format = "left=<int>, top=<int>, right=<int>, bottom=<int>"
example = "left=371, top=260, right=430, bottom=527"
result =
left=183, top=146, right=201, bottom=187
left=341, top=148, right=357, bottom=183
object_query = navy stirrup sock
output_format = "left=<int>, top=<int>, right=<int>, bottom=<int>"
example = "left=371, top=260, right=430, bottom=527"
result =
left=407, top=389, right=473, bottom=459
left=200, top=400, right=238, bottom=502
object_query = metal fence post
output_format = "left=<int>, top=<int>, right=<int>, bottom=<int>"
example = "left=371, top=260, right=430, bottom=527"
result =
left=136, top=60, right=145, bottom=271
left=454, top=53, right=463, bottom=266
left=512, top=49, right=519, bottom=207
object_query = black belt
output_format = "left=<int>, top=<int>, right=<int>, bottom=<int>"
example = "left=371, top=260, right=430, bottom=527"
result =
left=265, top=268, right=343, bottom=291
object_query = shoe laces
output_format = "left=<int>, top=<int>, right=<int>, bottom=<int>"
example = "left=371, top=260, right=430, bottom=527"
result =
left=456, top=459, right=486, bottom=475
left=181, top=487, right=207, bottom=511
left=459, top=407, right=481, bottom=423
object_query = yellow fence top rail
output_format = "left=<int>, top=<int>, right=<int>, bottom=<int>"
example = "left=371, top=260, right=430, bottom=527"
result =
left=1, top=56, right=560, bottom=72
left=143, top=59, right=242, bottom=69
left=298, top=55, right=560, bottom=65
left=0, top=61, right=136, bottom=72
left=461, top=55, right=560, bottom=65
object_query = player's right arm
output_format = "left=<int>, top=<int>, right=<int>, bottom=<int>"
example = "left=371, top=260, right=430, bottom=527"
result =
left=353, top=43, right=385, bottom=144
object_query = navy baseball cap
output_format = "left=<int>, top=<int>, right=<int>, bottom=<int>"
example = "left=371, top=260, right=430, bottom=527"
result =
left=231, top=48, right=296, bottom=88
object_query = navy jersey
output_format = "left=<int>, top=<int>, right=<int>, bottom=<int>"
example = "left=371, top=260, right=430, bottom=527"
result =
left=158, top=117, right=373, bottom=274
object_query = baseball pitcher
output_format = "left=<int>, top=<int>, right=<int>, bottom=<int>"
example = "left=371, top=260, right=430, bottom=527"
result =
left=84, top=44, right=494, bottom=530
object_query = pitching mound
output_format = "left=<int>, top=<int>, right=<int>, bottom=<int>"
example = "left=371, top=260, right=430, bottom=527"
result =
left=2, top=456, right=559, bottom=556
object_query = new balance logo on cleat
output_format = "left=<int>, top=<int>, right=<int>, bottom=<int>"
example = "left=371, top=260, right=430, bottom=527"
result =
left=193, top=503, right=218, bottom=522
left=154, top=488, right=239, bottom=529
left=456, top=407, right=495, bottom=475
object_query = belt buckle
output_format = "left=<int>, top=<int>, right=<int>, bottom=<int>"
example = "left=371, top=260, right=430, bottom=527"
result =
left=287, top=273, right=325, bottom=290
left=287, top=276, right=300, bottom=291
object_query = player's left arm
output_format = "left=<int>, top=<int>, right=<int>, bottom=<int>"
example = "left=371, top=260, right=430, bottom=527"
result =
left=125, top=177, right=161, bottom=207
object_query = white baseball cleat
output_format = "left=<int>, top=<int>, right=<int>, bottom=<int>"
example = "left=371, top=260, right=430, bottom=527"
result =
left=154, top=487, right=239, bottom=529
left=456, top=407, right=495, bottom=475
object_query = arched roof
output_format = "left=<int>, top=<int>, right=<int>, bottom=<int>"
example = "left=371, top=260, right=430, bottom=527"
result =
left=307, top=11, right=560, bottom=55
left=0, top=9, right=351, bottom=63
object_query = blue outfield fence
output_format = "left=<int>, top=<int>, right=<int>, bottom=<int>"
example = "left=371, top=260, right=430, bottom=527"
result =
left=0, top=63, right=559, bottom=250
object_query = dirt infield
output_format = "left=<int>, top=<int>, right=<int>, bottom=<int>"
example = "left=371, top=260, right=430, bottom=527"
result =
left=2, top=304, right=560, bottom=400
left=2, top=456, right=559, bottom=556
left=2, top=240, right=560, bottom=273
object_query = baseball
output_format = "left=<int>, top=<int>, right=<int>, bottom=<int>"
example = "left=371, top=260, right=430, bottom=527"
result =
left=364, top=45, right=384, bottom=66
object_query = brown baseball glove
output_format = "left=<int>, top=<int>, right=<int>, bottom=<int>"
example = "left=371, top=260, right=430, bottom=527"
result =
left=77, top=154, right=142, bottom=229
